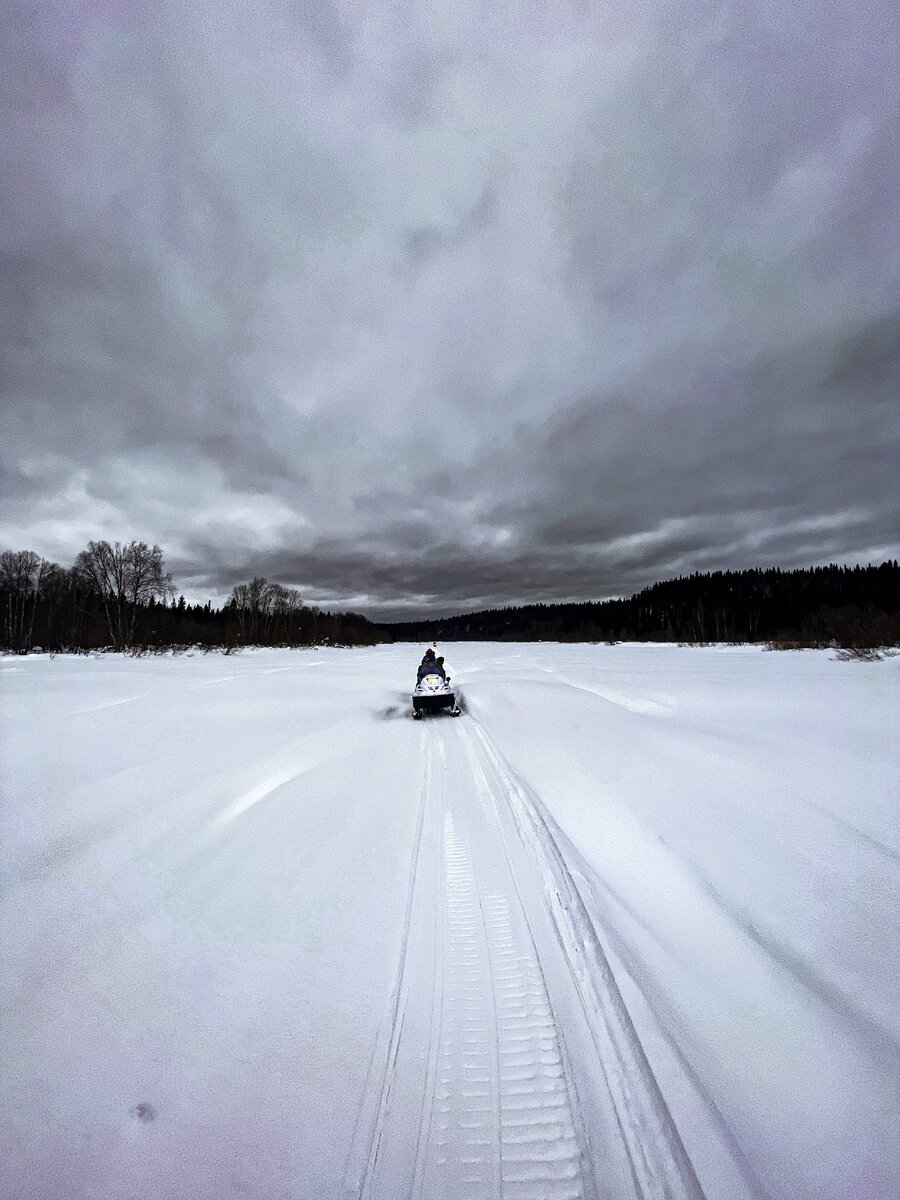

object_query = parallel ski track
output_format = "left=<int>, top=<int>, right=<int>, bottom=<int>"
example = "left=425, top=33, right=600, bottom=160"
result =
left=344, top=715, right=704, bottom=1200
left=341, top=737, right=437, bottom=1200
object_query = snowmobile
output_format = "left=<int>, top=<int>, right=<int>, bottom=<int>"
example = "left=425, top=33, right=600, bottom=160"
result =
left=412, top=670, right=461, bottom=718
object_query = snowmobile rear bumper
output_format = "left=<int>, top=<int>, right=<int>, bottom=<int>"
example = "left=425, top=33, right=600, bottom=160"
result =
left=413, top=692, right=456, bottom=712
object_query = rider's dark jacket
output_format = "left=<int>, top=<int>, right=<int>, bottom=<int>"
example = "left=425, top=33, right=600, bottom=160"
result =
left=417, top=656, right=445, bottom=681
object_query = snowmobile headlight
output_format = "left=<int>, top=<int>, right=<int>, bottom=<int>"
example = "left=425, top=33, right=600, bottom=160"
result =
left=423, top=673, right=442, bottom=689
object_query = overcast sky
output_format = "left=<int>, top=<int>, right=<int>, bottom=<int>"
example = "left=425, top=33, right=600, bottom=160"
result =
left=2, top=1, right=898, bottom=618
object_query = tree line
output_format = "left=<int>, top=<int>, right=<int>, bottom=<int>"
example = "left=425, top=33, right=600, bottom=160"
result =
left=5, top=547, right=896, bottom=654
left=0, top=541, right=381, bottom=653
left=382, top=562, right=900, bottom=648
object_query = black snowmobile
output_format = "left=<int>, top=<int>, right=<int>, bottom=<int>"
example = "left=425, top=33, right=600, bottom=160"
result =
left=412, top=656, right=461, bottom=718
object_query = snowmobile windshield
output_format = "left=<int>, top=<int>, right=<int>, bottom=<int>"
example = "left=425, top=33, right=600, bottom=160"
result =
left=417, top=661, right=445, bottom=681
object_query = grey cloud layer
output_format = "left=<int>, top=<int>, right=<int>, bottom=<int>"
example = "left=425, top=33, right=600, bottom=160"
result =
left=2, top=1, right=898, bottom=616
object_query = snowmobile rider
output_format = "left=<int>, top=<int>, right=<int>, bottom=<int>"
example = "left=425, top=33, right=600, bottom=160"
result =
left=417, top=648, right=446, bottom=681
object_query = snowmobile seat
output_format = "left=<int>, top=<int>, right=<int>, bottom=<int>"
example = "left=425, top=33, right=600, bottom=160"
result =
left=417, top=661, right=446, bottom=681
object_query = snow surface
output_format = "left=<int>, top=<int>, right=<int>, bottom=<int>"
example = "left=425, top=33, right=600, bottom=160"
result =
left=1, top=643, right=897, bottom=1200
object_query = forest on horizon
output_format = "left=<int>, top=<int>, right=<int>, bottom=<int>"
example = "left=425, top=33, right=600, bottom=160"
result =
left=2, top=544, right=897, bottom=654
left=382, top=562, right=900, bottom=651
left=0, top=541, right=379, bottom=653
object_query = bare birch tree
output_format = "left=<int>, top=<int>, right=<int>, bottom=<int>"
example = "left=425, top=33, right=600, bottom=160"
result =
left=74, top=541, right=173, bottom=647
left=230, top=577, right=304, bottom=643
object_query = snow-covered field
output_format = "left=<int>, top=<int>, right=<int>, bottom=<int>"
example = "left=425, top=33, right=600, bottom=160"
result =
left=1, top=643, right=897, bottom=1200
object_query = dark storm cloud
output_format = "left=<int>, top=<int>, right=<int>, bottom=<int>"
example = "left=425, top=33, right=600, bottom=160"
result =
left=2, top=1, right=898, bottom=617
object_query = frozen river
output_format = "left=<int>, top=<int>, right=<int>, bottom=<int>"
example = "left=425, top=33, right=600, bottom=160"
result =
left=1, top=643, right=897, bottom=1199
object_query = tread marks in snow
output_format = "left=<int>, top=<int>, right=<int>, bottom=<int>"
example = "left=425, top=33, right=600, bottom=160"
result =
left=424, top=805, right=584, bottom=1200
left=465, top=719, right=705, bottom=1200
left=345, top=719, right=702, bottom=1200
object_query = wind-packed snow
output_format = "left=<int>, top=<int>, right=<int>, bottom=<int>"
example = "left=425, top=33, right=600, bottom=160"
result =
left=1, top=644, right=897, bottom=1200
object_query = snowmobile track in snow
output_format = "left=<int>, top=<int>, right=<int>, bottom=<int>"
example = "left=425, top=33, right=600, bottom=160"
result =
left=343, top=717, right=704, bottom=1200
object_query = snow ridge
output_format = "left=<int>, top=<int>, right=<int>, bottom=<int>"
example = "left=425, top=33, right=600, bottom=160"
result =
left=343, top=724, right=593, bottom=1199
left=344, top=713, right=707, bottom=1200
left=466, top=719, right=705, bottom=1200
